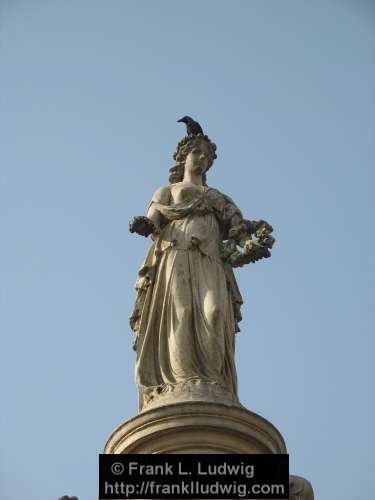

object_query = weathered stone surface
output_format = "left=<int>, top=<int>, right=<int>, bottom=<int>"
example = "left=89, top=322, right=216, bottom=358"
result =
left=138, top=378, right=241, bottom=412
left=103, top=401, right=286, bottom=455
left=289, top=475, right=314, bottom=500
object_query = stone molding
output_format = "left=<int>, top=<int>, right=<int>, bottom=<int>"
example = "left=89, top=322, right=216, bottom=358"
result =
left=104, top=401, right=286, bottom=455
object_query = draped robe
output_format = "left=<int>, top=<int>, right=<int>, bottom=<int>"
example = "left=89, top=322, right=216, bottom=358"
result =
left=130, top=185, right=243, bottom=409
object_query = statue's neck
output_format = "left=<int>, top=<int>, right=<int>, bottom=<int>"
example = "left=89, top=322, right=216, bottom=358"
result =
left=182, top=171, right=203, bottom=186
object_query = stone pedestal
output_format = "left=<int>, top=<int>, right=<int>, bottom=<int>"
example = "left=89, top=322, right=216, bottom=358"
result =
left=104, top=401, right=286, bottom=454
left=103, top=401, right=314, bottom=499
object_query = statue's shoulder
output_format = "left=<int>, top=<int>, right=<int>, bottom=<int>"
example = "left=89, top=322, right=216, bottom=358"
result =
left=207, top=186, right=236, bottom=206
left=206, top=186, right=223, bottom=198
left=151, top=185, right=171, bottom=204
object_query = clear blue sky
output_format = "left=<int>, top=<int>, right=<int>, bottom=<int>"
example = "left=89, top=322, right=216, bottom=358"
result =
left=1, top=2, right=374, bottom=499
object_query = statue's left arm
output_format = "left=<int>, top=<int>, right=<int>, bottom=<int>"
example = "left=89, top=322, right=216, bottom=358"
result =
left=210, top=189, right=275, bottom=268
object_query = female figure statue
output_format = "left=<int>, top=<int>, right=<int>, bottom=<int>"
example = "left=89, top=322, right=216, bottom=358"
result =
left=130, top=134, right=273, bottom=410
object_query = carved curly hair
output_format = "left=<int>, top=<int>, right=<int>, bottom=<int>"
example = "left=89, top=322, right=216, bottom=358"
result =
left=168, top=134, right=217, bottom=185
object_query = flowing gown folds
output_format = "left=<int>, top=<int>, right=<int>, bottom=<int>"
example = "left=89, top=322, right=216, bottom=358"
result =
left=130, top=186, right=243, bottom=407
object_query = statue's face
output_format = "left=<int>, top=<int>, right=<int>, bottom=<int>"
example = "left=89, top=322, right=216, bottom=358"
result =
left=185, top=141, right=212, bottom=176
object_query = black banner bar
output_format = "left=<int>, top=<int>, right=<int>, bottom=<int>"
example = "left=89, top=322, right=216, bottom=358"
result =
left=99, top=454, right=289, bottom=499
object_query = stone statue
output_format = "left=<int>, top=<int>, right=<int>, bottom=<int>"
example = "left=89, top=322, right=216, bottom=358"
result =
left=129, top=131, right=274, bottom=410
left=289, top=475, right=314, bottom=500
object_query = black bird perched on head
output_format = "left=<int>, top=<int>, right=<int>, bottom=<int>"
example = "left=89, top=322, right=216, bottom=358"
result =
left=177, top=116, right=204, bottom=136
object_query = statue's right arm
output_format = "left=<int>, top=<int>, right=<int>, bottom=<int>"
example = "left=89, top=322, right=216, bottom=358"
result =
left=146, top=185, right=171, bottom=231
left=129, top=186, right=170, bottom=237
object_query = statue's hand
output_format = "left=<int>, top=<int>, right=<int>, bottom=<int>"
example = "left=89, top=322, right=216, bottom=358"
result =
left=129, top=216, right=156, bottom=237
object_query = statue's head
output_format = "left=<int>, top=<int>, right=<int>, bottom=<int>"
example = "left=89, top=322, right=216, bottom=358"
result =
left=169, top=135, right=217, bottom=184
